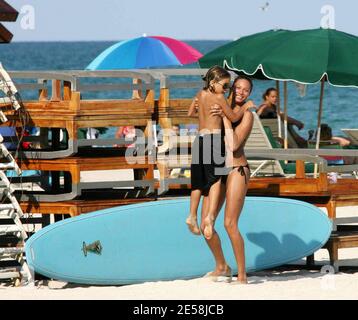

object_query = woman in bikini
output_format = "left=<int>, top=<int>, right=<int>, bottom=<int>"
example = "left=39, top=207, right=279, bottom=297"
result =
left=206, top=75, right=254, bottom=284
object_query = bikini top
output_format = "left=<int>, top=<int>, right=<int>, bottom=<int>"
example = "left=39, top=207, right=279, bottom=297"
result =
left=259, top=105, right=277, bottom=119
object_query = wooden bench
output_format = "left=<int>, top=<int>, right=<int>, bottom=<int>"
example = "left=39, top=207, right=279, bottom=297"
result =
left=3, top=95, right=154, bottom=157
left=16, top=151, right=155, bottom=201
left=153, top=70, right=205, bottom=184
left=1, top=71, right=155, bottom=159
left=156, top=86, right=198, bottom=193
left=20, top=196, right=155, bottom=217
left=322, top=228, right=358, bottom=271
left=247, top=174, right=358, bottom=271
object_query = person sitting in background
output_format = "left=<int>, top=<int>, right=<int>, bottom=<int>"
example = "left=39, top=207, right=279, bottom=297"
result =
left=319, top=123, right=352, bottom=147
left=257, top=87, right=307, bottom=147
left=257, top=88, right=304, bottom=130
left=321, top=123, right=356, bottom=148
left=317, top=123, right=357, bottom=165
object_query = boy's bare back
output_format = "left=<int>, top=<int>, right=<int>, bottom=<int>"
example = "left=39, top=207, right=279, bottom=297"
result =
left=197, top=90, right=224, bottom=133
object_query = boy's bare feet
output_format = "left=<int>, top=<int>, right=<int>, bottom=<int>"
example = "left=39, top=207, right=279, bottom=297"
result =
left=185, top=215, right=200, bottom=235
left=204, top=265, right=232, bottom=283
left=203, top=216, right=215, bottom=239
left=230, top=276, right=248, bottom=285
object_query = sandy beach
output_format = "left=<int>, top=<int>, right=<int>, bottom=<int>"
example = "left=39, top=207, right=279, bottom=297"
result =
left=1, top=206, right=357, bottom=300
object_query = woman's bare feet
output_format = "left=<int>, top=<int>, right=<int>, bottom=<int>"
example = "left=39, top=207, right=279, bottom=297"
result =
left=203, top=216, right=215, bottom=239
left=186, top=215, right=200, bottom=235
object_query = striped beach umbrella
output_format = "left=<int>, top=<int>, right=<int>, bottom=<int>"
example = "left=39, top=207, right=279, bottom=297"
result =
left=86, top=35, right=203, bottom=70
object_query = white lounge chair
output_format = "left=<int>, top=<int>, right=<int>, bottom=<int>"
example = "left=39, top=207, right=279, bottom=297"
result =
left=245, top=112, right=285, bottom=176
left=341, top=129, right=358, bottom=145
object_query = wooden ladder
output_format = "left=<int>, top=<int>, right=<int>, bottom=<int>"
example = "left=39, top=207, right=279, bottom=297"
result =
left=0, top=62, right=21, bottom=122
left=0, top=64, right=33, bottom=285
left=0, top=139, right=33, bottom=286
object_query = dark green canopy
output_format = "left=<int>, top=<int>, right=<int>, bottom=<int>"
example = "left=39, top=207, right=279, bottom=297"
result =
left=199, top=28, right=358, bottom=87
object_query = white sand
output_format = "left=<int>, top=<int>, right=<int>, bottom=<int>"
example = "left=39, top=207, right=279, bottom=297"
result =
left=0, top=206, right=357, bottom=300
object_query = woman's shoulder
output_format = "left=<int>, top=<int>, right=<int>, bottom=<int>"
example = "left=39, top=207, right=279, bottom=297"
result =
left=257, top=103, right=269, bottom=110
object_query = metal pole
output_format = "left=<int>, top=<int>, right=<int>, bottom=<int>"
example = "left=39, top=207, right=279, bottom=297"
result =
left=314, top=78, right=326, bottom=177
left=276, top=80, right=282, bottom=138
left=283, top=81, right=288, bottom=149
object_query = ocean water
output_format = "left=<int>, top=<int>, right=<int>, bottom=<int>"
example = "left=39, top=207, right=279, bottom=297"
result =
left=0, top=41, right=357, bottom=138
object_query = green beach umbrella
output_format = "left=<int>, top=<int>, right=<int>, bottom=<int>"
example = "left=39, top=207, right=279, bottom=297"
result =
left=199, top=28, right=358, bottom=87
left=200, top=28, right=358, bottom=174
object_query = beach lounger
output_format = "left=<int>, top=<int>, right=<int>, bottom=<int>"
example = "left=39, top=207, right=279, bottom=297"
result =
left=248, top=114, right=358, bottom=176
left=245, top=113, right=285, bottom=176
left=341, top=129, right=358, bottom=145
left=15, top=148, right=156, bottom=202
left=260, top=118, right=300, bottom=148
left=246, top=113, right=316, bottom=176
left=307, top=140, right=344, bottom=164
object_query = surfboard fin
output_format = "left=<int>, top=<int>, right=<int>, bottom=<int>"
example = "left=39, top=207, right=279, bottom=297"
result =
left=82, top=240, right=102, bottom=257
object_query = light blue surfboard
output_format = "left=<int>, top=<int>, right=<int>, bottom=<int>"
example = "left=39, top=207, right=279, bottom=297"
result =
left=25, top=197, right=332, bottom=285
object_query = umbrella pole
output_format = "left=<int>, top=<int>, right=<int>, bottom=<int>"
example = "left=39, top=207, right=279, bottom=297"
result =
left=314, top=78, right=326, bottom=177
left=276, top=81, right=282, bottom=139
left=283, top=81, right=288, bottom=150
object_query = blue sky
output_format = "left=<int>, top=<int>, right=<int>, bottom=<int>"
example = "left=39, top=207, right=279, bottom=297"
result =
left=3, top=0, right=357, bottom=41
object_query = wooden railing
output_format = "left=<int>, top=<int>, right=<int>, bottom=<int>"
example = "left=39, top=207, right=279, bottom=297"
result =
left=8, top=70, right=155, bottom=101
left=2, top=69, right=358, bottom=176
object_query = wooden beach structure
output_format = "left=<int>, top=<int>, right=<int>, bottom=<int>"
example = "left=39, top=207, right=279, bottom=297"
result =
left=0, top=5, right=35, bottom=284
left=0, top=68, right=358, bottom=279
left=0, top=0, right=18, bottom=43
